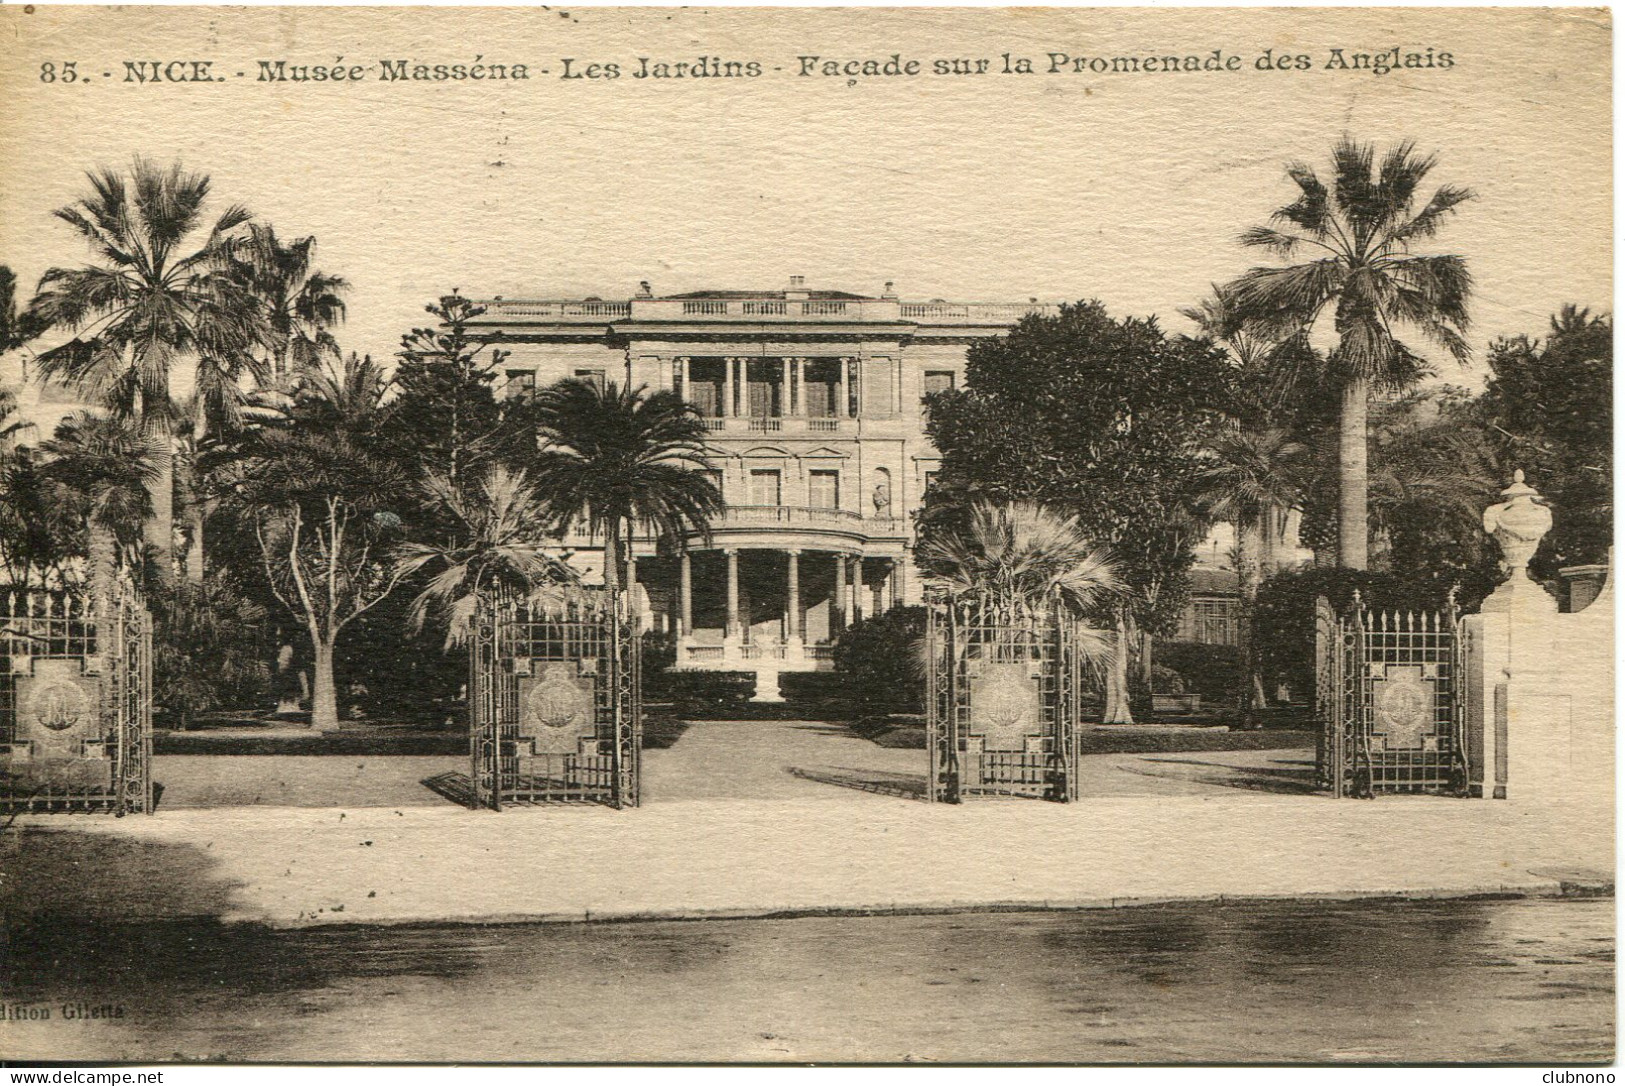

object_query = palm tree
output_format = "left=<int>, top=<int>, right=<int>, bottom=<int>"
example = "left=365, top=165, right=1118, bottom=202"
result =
left=230, top=223, right=348, bottom=383
left=395, top=465, right=579, bottom=648
left=40, top=411, right=162, bottom=610
left=528, top=379, right=723, bottom=608
left=26, top=158, right=267, bottom=582
left=919, top=500, right=1122, bottom=718
left=1197, top=427, right=1309, bottom=724
left=1224, top=138, right=1475, bottom=570
left=918, top=500, right=1120, bottom=621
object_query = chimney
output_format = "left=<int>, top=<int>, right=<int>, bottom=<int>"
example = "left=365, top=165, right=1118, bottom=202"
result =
left=637, top=280, right=653, bottom=299
left=788, top=275, right=806, bottom=290
left=882, top=280, right=897, bottom=299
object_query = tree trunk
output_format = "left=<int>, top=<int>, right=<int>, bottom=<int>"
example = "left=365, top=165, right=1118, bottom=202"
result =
left=185, top=509, right=205, bottom=583
left=146, top=432, right=176, bottom=587
left=310, top=638, right=339, bottom=730
left=89, top=524, right=117, bottom=738
left=1101, top=607, right=1135, bottom=724
left=1236, top=518, right=1263, bottom=729
left=1337, top=376, right=1369, bottom=570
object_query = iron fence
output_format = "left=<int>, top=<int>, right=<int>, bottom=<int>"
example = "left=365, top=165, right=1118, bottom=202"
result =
left=0, top=580, right=153, bottom=815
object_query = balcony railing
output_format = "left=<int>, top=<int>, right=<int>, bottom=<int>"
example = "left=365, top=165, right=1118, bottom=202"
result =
left=472, top=296, right=1057, bottom=328
left=899, top=301, right=1057, bottom=324
left=471, top=299, right=632, bottom=322
left=690, top=416, right=857, bottom=436
left=715, top=505, right=864, bottom=531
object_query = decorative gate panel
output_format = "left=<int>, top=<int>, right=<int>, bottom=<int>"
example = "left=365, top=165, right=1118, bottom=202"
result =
left=0, top=581, right=154, bottom=815
left=469, top=589, right=640, bottom=810
left=1314, top=594, right=1468, bottom=797
left=925, top=592, right=1081, bottom=802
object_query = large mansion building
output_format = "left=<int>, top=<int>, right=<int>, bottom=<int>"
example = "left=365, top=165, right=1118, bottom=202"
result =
left=472, top=278, right=1064, bottom=684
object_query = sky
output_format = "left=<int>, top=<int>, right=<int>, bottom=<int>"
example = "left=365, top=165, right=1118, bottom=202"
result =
left=0, top=6, right=1611, bottom=400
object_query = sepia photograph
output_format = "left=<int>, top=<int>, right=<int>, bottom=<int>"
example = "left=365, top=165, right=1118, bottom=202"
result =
left=0, top=2, right=1614, bottom=1069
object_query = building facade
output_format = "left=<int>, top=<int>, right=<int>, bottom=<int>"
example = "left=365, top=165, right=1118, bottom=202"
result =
left=470, top=278, right=1058, bottom=686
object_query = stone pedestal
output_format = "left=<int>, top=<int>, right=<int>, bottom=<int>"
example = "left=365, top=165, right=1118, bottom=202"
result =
left=1464, top=473, right=1612, bottom=813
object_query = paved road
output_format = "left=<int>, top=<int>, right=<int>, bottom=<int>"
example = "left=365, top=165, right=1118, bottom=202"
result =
left=151, top=719, right=1318, bottom=808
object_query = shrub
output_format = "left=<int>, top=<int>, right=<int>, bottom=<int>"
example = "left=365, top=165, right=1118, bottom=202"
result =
left=1154, top=641, right=1241, bottom=700
left=1252, top=568, right=1457, bottom=703
left=152, top=576, right=273, bottom=728
left=1151, top=663, right=1186, bottom=695
left=659, top=670, right=756, bottom=716
left=832, top=605, right=928, bottom=715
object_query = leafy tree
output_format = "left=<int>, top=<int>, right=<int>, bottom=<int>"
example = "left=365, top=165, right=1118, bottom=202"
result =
left=26, top=158, right=267, bottom=580
left=921, top=300, right=1232, bottom=722
left=1224, top=138, right=1475, bottom=570
left=1479, top=306, right=1612, bottom=580
left=385, top=293, right=520, bottom=501
left=832, top=605, right=929, bottom=715
left=1365, top=388, right=1501, bottom=599
left=528, top=379, right=723, bottom=601
left=210, top=353, right=410, bottom=729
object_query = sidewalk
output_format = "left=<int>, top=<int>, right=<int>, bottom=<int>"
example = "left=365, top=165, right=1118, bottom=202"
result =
left=3, top=783, right=1611, bottom=928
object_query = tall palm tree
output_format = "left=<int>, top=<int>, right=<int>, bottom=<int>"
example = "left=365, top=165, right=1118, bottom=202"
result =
left=395, top=465, right=579, bottom=648
left=230, top=223, right=348, bottom=383
left=1224, top=138, right=1475, bottom=569
left=528, top=379, right=723, bottom=607
left=26, top=158, right=267, bottom=581
left=1197, top=427, right=1309, bottom=724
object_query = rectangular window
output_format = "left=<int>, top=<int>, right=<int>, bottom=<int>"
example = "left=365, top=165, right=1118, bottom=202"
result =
left=808, top=470, right=839, bottom=510
left=1190, top=599, right=1238, bottom=646
left=748, top=469, right=781, bottom=507
left=505, top=370, right=536, bottom=402
left=923, top=370, right=956, bottom=397
left=574, top=368, right=606, bottom=391
left=923, top=469, right=939, bottom=493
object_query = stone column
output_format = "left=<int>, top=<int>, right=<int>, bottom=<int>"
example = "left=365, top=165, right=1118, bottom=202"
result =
left=780, top=358, right=791, bottom=418
left=850, top=556, right=865, bottom=625
left=679, top=551, right=693, bottom=637
left=725, top=548, right=740, bottom=643
left=679, top=357, right=690, bottom=402
left=786, top=549, right=802, bottom=646
left=834, top=552, right=849, bottom=629
left=794, top=358, right=806, bottom=416
left=892, top=551, right=907, bottom=608
left=837, top=359, right=849, bottom=419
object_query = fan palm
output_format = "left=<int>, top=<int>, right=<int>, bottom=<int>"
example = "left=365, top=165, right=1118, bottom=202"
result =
left=528, top=379, right=723, bottom=605
left=26, top=158, right=267, bottom=580
left=1224, top=138, right=1475, bottom=569
left=395, top=465, right=580, bottom=648
left=230, top=223, right=348, bottom=383
left=918, top=500, right=1121, bottom=623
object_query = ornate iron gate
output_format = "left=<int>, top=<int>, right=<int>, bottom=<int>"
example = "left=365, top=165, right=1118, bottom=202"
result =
left=469, top=588, right=641, bottom=810
left=1314, top=593, right=1469, bottom=797
left=925, top=592, right=1082, bottom=802
left=0, top=579, right=154, bottom=815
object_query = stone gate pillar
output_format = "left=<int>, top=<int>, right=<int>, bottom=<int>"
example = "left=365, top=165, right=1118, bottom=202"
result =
left=1465, top=471, right=1613, bottom=810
